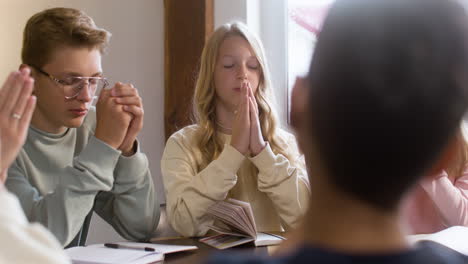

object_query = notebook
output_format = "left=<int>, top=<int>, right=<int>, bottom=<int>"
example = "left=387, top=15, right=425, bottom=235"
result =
left=65, top=242, right=198, bottom=264
left=199, top=198, right=285, bottom=249
left=407, top=226, right=468, bottom=255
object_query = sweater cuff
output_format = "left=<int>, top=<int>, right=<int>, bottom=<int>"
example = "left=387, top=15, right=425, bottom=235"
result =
left=115, top=140, right=149, bottom=184
left=75, top=136, right=121, bottom=178
left=118, top=139, right=141, bottom=161
left=248, top=142, right=275, bottom=171
left=217, top=144, right=246, bottom=173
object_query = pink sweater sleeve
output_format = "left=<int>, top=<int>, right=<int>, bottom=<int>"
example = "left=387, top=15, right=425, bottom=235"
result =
left=421, top=170, right=468, bottom=226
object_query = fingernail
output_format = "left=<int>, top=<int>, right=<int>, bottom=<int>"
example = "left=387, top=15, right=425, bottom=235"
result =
left=111, top=89, right=117, bottom=96
left=21, top=67, right=31, bottom=75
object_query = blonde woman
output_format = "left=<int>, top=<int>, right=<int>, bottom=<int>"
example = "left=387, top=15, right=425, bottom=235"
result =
left=161, top=22, right=310, bottom=237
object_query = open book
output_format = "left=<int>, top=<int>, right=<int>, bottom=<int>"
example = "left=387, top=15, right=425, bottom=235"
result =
left=199, top=198, right=285, bottom=249
left=65, top=242, right=197, bottom=264
left=407, top=226, right=468, bottom=255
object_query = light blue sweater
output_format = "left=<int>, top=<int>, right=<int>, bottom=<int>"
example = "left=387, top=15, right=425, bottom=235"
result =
left=5, top=108, right=160, bottom=247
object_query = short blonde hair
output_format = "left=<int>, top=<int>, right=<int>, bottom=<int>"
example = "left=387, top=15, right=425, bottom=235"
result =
left=193, top=21, right=291, bottom=170
left=22, top=7, right=111, bottom=68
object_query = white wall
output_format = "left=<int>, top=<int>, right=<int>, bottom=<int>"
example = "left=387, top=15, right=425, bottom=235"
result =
left=214, top=0, right=247, bottom=28
left=258, top=0, right=288, bottom=126
left=0, top=0, right=165, bottom=244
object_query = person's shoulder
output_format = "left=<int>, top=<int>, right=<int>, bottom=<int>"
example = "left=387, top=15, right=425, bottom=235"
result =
left=274, top=128, right=302, bottom=155
left=205, top=253, right=282, bottom=264
left=204, top=243, right=468, bottom=264
left=414, top=241, right=468, bottom=264
left=167, top=124, right=201, bottom=143
left=163, top=124, right=203, bottom=156
left=272, top=128, right=295, bottom=144
left=204, top=245, right=314, bottom=264
left=275, top=127, right=294, bottom=137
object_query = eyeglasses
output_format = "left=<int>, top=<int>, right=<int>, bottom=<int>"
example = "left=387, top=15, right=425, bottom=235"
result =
left=32, top=66, right=109, bottom=99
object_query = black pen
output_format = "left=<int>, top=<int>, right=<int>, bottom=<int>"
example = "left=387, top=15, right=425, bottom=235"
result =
left=104, top=243, right=156, bottom=252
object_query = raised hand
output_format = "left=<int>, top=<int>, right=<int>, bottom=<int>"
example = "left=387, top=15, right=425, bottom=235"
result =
left=0, top=68, right=37, bottom=182
left=94, top=82, right=132, bottom=150
left=230, top=82, right=251, bottom=155
left=112, top=83, right=144, bottom=156
left=247, top=83, right=266, bottom=156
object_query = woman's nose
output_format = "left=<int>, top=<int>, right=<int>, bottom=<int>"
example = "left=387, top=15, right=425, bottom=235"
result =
left=237, top=66, right=248, bottom=80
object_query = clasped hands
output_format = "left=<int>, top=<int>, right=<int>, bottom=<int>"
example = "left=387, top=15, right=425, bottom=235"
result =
left=94, top=82, right=144, bottom=156
left=230, top=82, right=266, bottom=157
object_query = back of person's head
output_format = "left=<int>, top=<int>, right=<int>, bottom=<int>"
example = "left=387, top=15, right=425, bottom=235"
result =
left=22, top=7, right=111, bottom=68
left=308, top=0, right=468, bottom=210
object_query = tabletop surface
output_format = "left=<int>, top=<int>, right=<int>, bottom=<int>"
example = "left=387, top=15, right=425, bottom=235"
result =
left=149, top=205, right=278, bottom=263
left=153, top=236, right=275, bottom=264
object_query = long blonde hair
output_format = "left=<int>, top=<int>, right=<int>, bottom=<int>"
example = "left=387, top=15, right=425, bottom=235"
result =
left=193, top=21, right=291, bottom=171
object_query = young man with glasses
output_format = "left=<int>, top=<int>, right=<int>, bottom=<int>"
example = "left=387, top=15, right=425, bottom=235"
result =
left=5, top=7, right=160, bottom=248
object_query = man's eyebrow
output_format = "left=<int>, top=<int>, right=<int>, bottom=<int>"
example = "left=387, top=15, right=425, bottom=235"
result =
left=60, top=71, right=103, bottom=77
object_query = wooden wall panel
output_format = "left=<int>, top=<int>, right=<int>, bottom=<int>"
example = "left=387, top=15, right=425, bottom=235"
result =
left=164, top=0, right=214, bottom=140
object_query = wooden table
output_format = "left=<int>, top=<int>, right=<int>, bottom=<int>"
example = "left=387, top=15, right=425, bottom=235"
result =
left=151, top=205, right=279, bottom=263
left=151, top=236, right=275, bottom=264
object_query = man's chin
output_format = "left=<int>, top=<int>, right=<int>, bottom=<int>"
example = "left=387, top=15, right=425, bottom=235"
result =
left=65, top=117, right=85, bottom=128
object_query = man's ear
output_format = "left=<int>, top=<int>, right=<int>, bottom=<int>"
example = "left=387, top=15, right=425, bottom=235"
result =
left=290, top=76, right=309, bottom=155
left=425, top=132, right=460, bottom=177
left=290, top=76, right=308, bottom=131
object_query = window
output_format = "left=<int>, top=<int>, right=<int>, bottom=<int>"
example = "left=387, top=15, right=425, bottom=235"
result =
left=287, top=0, right=333, bottom=117
left=238, top=0, right=334, bottom=125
